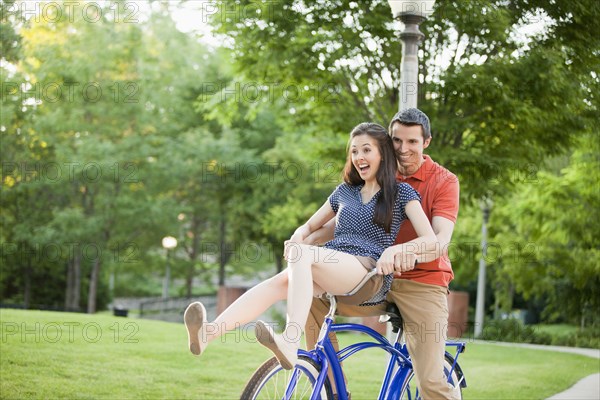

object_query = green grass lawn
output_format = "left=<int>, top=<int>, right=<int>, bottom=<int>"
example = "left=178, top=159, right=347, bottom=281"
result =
left=1, top=309, right=598, bottom=399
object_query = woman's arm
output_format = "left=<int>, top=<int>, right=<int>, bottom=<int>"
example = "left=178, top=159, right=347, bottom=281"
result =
left=284, top=201, right=336, bottom=260
left=303, top=218, right=336, bottom=245
left=288, top=201, right=336, bottom=243
left=377, top=200, right=439, bottom=275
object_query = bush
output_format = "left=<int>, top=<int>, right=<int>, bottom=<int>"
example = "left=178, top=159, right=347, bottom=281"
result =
left=481, top=318, right=551, bottom=344
left=550, top=328, right=600, bottom=349
left=480, top=319, right=600, bottom=349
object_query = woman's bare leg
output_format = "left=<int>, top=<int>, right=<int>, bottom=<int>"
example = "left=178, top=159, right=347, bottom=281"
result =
left=185, top=270, right=288, bottom=355
left=256, top=244, right=368, bottom=368
left=286, top=244, right=369, bottom=334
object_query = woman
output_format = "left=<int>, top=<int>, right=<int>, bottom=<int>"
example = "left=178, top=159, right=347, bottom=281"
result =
left=184, top=122, right=438, bottom=370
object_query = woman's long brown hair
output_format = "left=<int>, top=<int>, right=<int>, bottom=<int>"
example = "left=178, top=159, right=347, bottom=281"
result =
left=342, top=122, right=398, bottom=233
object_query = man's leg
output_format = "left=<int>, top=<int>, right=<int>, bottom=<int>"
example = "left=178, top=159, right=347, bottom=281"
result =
left=388, top=279, right=458, bottom=400
left=306, top=298, right=386, bottom=349
left=305, top=297, right=385, bottom=396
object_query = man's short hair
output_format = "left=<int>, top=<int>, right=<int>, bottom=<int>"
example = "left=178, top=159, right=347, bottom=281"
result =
left=389, top=108, right=432, bottom=140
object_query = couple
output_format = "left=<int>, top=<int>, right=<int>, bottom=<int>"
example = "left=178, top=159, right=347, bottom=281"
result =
left=185, top=108, right=459, bottom=399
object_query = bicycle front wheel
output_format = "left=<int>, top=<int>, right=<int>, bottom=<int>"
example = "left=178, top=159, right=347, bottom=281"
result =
left=241, top=356, right=334, bottom=400
left=399, top=355, right=462, bottom=400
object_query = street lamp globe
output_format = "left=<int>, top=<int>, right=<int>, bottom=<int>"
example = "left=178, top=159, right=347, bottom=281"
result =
left=388, top=0, right=436, bottom=111
left=161, top=236, right=177, bottom=299
left=162, top=236, right=177, bottom=250
left=388, top=0, right=436, bottom=18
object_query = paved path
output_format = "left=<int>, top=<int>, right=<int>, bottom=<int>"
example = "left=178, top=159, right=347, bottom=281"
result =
left=547, top=373, right=600, bottom=400
left=474, top=340, right=599, bottom=399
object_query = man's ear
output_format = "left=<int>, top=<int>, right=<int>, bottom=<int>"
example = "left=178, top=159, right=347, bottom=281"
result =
left=423, top=137, right=432, bottom=149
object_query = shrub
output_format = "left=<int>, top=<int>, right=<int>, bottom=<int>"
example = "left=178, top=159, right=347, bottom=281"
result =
left=480, top=319, right=600, bottom=349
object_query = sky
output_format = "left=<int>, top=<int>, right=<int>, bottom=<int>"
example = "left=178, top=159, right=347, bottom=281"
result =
left=10, top=0, right=554, bottom=71
left=13, top=0, right=552, bottom=50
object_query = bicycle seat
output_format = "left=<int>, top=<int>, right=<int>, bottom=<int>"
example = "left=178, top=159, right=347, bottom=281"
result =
left=384, top=302, right=404, bottom=333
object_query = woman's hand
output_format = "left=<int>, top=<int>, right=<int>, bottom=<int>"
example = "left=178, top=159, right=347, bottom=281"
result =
left=283, top=232, right=305, bottom=261
left=377, top=247, right=419, bottom=275
left=394, top=251, right=418, bottom=273
left=376, top=247, right=396, bottom=275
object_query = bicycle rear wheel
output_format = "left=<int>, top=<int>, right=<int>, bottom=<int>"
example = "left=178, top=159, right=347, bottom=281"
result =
left=399, top=355, right=462, bottom=400
left=241, top=355, right=334, bottom=400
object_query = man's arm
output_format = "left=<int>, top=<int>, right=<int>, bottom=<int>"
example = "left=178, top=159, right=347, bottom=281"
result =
left=378, top=200, right=439, bottom=275
left=390, top=215, right=455, bottom=271
left=393, top=167, right=459, bottom=271
left=416, top=215, right=455, bottom=262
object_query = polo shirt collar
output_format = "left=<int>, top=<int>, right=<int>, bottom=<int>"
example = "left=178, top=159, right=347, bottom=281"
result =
left=397, top=155, right=433, bottom=182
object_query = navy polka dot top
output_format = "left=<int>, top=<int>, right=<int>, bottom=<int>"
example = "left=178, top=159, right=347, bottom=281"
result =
left=325, top=182, right=421, bottom=305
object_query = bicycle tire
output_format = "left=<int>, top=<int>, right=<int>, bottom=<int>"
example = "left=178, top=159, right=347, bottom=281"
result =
left=240, top=355, right=334, bottom=400
left=398, top=354, right=462, bottom=400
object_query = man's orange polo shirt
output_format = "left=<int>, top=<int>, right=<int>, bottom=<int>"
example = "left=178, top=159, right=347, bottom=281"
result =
left=394, top=155, right=459, bottom=287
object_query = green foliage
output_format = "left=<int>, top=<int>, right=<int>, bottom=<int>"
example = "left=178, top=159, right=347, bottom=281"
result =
left=481, top=319, right=600, bottom=349
left=1, top=1, right=307, bottom=310
left=488, top=133, right=600, bottom=325
left=0, top=0, right=22, bottom=62
left=480, top=318, right=551, bottom=344
left=210, top=0, right=599, bottom=201
left=2, top=0, right=598, bottom=323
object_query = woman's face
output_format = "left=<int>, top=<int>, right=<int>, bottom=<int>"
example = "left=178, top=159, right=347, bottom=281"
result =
left=350, top=134, right=381, bottom=183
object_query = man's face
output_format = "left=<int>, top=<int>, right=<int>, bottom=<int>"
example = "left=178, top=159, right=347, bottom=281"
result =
left=390, top=122, right=431, bottom=176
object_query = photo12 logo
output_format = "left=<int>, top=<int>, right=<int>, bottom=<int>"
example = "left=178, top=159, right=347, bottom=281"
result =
left=8, top=1, right=140, bottom=24
left=2, top=161, right=139, bottom=184
left=1, top=241, right=140, bottom=264
left=1, top=321, right=139, bottom=344
left=2, top=81, right=139, bottom=104
left=198, top=81, right=341, bottom=105
left=199, top=1, right=304, bottom=24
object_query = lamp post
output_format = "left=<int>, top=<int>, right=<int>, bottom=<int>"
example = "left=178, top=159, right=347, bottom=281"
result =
left=378, top=0, right=436, bottom=342
left=474, top=198, right=493, bottom=337
left=388, top=0, right=436, bottom=111
left=162, top=236, right=177, bottom=299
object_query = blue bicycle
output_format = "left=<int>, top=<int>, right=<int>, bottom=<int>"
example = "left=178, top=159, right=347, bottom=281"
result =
left=241, top=291, right=467, bottom=399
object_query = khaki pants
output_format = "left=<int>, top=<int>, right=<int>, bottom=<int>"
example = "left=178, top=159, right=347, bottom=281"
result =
left=305, top=279, right=456, bottom=400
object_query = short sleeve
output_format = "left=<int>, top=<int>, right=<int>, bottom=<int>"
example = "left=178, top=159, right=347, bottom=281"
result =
left=431, top=175, right=460, bottom=223
left=328, top=184, right=344, bottom=214
left=397, top=183, right=421, bottom=220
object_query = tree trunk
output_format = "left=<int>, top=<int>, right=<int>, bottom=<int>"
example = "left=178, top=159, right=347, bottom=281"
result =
left=186, top=215, right=202, bottom=297
left=185, top=270, right=193, bottom=298
left=23, top=258, right=32, bottom=309
left=73, top=253, right=81, bottom=309
left=65, top=259, right=74, bottom=309
left=219, top=218, right=226, bottom=286
left=87, top=258, right=101, bottom=314
left=65, top=252, right=81, bottom=310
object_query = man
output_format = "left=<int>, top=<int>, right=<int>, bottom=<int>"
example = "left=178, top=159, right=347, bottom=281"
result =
left=304, top=108, right=460, bottom=399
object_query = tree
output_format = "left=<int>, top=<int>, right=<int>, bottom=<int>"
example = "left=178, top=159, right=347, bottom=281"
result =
left=209, top=0, right=599, bottom=200
left=489, top=132, right=599, bottom=326
left=206, top=0, right=600, bottom=323
left=1, top=0, right=220, bottom=311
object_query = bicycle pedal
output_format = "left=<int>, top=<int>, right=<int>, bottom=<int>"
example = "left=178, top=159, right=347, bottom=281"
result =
left=378, top=315, right=391, bottom=323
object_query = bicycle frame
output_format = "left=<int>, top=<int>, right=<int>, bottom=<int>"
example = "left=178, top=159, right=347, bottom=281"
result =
left=288, top=295, right=466, bottom=400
